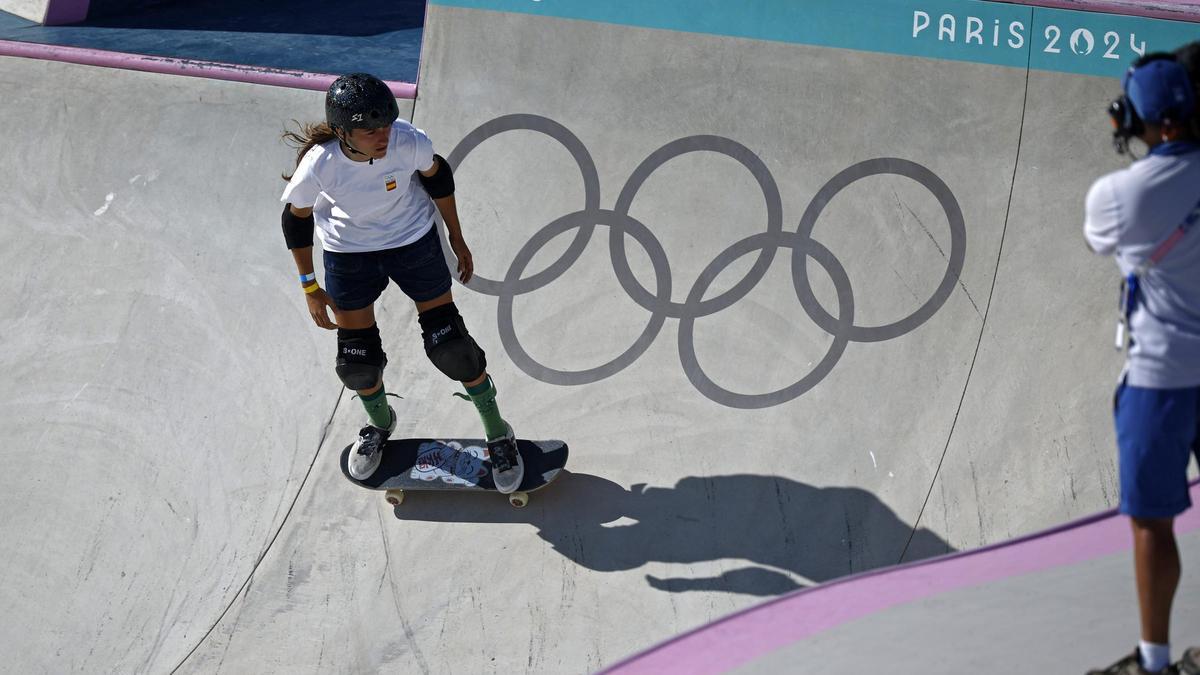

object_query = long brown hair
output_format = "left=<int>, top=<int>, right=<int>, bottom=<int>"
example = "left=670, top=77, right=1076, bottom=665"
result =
left=281, top=120, right=338, bottom=181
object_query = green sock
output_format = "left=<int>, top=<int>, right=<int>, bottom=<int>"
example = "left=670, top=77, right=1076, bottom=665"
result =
left=360, top=387, right=393, bottom=430
left=465, top=377, right=508, bottom=440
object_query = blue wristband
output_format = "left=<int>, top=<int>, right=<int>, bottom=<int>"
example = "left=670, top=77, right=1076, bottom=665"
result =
left=299, top=273, right=316, bottom=283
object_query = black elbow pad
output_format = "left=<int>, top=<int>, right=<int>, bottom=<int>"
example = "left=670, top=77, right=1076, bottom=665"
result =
left=418, top=155, right=455, bottom=199
left=281, top=205, right=315, bottom=250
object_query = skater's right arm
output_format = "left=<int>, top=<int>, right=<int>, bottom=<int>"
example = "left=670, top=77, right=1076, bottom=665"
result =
left=284, top=204, right=338, bottom=330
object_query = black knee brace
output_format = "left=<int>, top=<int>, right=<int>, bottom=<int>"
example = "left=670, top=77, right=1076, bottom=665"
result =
left=418, top=303, right=486, bottom=382
left=336, top=324, right=387, bottom=391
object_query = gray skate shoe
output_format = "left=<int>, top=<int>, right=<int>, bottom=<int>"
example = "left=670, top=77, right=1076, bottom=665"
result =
left=1088, top=650, right=1179, bottom=675
left=487, top=424, right=524, bottom=494
left=348, top=406, right=397, bottom=480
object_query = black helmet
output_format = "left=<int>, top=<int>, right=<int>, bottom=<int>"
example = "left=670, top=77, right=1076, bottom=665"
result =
left=325, top=73, right=399, bottom=131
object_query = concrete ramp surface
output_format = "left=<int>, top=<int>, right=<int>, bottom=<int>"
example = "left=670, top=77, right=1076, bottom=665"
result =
left=0, top=58, right=342, bottom=672
left=2, top=0, right=1199, bottom=672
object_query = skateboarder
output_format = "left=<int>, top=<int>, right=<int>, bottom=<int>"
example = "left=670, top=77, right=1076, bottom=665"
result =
left=1085, top=53, right=1200, bottom=675
left=278, top=73, right=524, bottom=493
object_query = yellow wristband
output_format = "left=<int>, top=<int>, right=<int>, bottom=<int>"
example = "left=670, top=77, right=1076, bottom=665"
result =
left=303, top=283, right=321, bottom=295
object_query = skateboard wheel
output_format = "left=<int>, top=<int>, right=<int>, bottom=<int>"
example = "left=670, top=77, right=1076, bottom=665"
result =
left=385, top=489, right=405, bottom=506
left=509, top=492, right=528, bottom=508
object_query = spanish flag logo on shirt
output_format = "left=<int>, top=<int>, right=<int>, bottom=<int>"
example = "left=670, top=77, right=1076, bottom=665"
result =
left=384, top=174, right=397, bottom=191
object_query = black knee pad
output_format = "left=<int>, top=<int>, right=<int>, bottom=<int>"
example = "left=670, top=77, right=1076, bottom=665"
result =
left=336, top=324, right=387, bottom=390
left=418, top=303, right=487, bottom=382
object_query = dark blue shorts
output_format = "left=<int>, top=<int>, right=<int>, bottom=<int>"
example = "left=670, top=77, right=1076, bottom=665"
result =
left=323, top=225, right=452, bottom=311
left=1114, top=380, right=1200, bottom=519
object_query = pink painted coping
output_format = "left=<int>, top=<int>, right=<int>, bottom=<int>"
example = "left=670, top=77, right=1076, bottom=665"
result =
left=998, top=0, right=1200, bottom=23
left=602, top=482, right=1200, bottom=675
left=0, top=40, right=418, bottom=98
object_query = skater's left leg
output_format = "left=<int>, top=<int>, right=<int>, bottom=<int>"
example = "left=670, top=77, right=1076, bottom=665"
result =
left=415, top=291, right=508, bottom=440
left=384, top=228, right=521, bottom=490
left=415, top=290, right=523, bottom=493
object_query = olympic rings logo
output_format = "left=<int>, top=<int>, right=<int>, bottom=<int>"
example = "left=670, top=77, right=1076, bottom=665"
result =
left=446, top=114, right=966, bottom=409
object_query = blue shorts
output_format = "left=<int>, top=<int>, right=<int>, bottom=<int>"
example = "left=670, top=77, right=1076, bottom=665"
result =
left=323, top=225, right=452, bottom=311
left=1114, top=380, right=1200, bottom=519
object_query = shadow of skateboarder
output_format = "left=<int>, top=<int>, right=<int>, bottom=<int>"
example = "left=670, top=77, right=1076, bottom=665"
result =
left=390, top=471, right=952, bottom=596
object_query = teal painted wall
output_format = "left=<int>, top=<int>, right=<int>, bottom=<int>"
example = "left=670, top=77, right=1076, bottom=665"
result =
left=430, top=0, right=1200, bottom=77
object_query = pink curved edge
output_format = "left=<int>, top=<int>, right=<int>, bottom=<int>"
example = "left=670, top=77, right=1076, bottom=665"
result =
left=601, top=481, right=1200, bottom=675
left=0, top=40, right=418, bottom=98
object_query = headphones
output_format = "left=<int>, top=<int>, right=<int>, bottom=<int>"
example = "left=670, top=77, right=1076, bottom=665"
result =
left=1109, top=52, right=1180, bottom=155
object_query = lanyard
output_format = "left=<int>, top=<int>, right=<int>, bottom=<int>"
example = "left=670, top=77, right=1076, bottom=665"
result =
left=1136, top=198, right=1200, bottom=276
left=1116, top=194, right=1200, bottom=350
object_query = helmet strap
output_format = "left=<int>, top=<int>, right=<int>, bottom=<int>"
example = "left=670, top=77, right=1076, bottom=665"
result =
left=335, top=128, right=372, bottom=163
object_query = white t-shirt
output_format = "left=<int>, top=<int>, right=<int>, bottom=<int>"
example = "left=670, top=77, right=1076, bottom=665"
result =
left=1084, top=145, right=1200, bottom=389
left=280, top=120, right=438, bottom=253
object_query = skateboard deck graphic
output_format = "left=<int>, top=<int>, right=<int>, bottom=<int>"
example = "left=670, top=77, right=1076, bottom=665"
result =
left=339, top=438, right=569, bottom=507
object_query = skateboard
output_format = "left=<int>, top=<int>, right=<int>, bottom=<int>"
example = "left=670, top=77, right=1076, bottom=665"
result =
left=339, top=437, right=569, bottom=508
